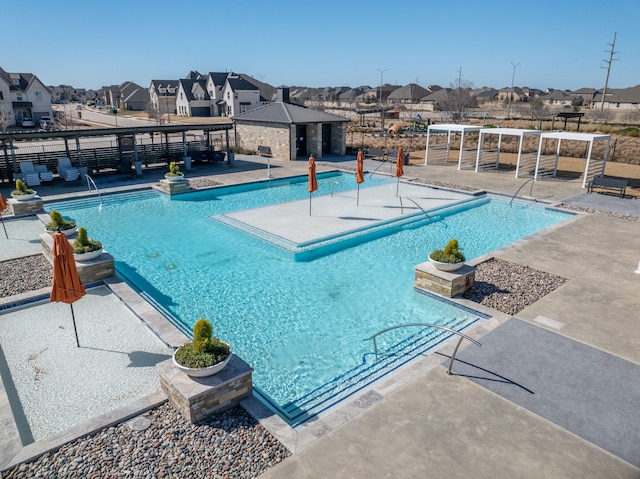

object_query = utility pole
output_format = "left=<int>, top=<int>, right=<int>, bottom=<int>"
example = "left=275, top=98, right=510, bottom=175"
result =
left=508, top=62, right=520, bottom=119
left=600, top=32, right=618, bottom=112
left=377, top=68, right=387, bottom=130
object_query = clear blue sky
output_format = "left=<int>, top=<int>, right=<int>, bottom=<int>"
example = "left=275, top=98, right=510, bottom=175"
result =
left=3, top=0, right=639, bottom=92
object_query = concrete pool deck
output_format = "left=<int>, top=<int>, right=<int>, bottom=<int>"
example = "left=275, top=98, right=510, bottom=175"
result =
left=1, top=155, right=640, bottom=477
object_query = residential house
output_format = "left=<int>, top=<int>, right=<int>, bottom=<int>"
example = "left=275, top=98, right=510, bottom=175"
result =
left=420, top=88, right=450, bottom=111
left=0, top=67, right=52, bottom=124
left=149, top=80, right=179, bottom=118
left=175, top=77, right=211, bottom=116
left=387, top=83, right=430, bottom=104
left=101, top=81, right=149, bottom=111
left=497, top=86, right=526, bottom=104
left=219, top=75, right=261, bottom=117
left=233, top=87, right=349, bottom=160
left=539, top=89, right=573, bottom=108
left=571, top=87, right=598, bottom=108
left=591, top=84, right=640, bottom=110
left=473, top=87, right=499, bottom=105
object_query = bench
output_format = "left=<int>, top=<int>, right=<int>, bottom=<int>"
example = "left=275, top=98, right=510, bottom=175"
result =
left=587, top=176, right=627, bottom=198
left=364, top=148, right=386, bottom=161
left=257, top=145, right=272, bottom=157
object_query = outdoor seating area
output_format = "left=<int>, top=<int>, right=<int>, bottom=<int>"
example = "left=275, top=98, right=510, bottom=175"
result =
left=587, top=175, right=628, bottom=198
left=56, top=158, right=80, bottom=182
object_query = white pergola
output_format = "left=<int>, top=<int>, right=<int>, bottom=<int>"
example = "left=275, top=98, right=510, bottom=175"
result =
left=535, top=132, right=611, bottom=188
left=476, top=127, right=542, bottom=176
left=424, top=124, right=482, bottom=169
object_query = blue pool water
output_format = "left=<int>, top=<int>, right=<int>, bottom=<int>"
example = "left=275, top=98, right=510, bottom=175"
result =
left=47, top=173, right=572, bottom=423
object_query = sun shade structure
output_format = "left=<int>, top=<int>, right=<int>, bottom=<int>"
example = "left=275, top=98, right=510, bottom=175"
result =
left=0, top=193, right=7, bottom=238
left=50, top=231, right=86, bottom=347
left=424, top=124, right=482, bottom=169
left=535, top=132, right=611, bottom=187
left=476, top=128, right=543, bottom=176
left=356, top=150, right=364, bottom=205
left=308, top=156, right=318, bottom=215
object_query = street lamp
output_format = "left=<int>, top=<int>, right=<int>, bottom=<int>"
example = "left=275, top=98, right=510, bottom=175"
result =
left=508, top=62, right=520, bottom=119
left=377, top=68, right=387, bottom=106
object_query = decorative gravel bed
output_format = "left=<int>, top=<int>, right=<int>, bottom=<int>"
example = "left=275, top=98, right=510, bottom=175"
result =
left=0, top=255, right=52, bottom=297
left=3, top=404, right=290, bottom=479
left=463, top=258, right=569, bottom=316
left=189, top=178, right=224, bottom=189
left=556, top=203, right=640, bottom=222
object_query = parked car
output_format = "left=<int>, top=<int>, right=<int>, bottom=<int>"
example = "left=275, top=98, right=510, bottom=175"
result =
left=40, top=116, right=53, bottom=130
left=21, top=118, right=36, bottom=128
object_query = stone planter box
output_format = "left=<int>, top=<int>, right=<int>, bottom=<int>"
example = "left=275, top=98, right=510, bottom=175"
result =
left=414, top=261, right=475, bottom=298
left=40, top=233, right=114, bottom=284
left=7, top=197, right=43, bottom=216
left=157, top=354, right=253, bottom=424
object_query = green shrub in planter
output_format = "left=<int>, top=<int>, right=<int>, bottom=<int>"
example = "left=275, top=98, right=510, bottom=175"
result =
left=12, top=179, right=35, bottom=196
left=174, top=318, right=230, bottom=369
left=73, top=227, right=102, bottom=254
left=430, top=238, right=465, bottom=264
left=46, top=210, right=76, bottom=232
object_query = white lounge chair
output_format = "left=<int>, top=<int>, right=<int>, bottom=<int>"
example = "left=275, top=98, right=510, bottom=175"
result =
left=18, top=161, right=41, bottom=186
left=35, top=164, right=54, bottom=182
left=56, top=158, right=80, bottom=182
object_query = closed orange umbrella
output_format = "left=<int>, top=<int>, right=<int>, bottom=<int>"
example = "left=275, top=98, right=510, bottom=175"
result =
left=308, top=156, right=318, bottom=216
left=356, top=150, right=365, bottom=205
left=395, top=146, right=404, bottom=195
left=0, top=193, right=7, bottom=238
left=50, top=231, right=86, bottom=347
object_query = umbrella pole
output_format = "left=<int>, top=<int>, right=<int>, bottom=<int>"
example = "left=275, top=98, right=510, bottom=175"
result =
left=357, top=184, right=360, bottom=206
left=70, top=304, right=80, bottom=347
left=396, top=177, right=400, bottom=196
left=0, top=215, right=7, bottom=239
left=309, top=193, right=312, bottom=216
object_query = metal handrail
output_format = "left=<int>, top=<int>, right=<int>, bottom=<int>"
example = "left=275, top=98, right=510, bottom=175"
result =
left=330, top=181, right=340, bottom=196
left=366, top=322, right=481, bottom=375
left=84, top=174, right=103, bottom=208
left=509, top=178, right=535, bottom=207
left=399, top=196, right=431, bottom=222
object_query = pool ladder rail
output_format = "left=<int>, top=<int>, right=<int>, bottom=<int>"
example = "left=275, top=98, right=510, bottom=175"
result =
left=367, top=322, right=481, bottom=376
left=85, top=174, right=104, bottom=208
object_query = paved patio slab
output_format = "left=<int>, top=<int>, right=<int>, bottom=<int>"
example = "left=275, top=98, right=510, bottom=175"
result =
left=451, top=317, right=640, bottom=468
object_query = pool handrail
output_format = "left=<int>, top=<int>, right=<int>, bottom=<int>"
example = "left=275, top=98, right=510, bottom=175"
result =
left=366, top=322, right=481, bottom=375
left=85, top=174, right=103, bottom=208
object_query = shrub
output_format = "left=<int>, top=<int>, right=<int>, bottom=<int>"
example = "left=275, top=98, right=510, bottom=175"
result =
left=11, top=179, right=35, bottom=195
left=72, top=227, right=102, bottom=254
left=167, top=162, right=181, bottom=176
left=46, top=210, right=76, bottom=231
left=175, top=318, right=230, bottom=369
left=430, top=238, right=465, bottom=264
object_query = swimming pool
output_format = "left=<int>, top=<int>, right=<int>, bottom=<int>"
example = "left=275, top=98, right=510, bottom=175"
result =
left=47, top=173, right=572, bottom=424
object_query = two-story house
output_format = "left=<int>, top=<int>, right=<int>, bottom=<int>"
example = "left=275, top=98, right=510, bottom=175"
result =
left=149, top=80, right=179, bottom=119
left=219, top=75, right=261, bottom=117
left=0, top=67, right=52, bottom=125
left=175, top=77, right=210, bottom=116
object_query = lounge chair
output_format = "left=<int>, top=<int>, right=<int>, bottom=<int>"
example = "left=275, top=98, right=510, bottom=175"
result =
left=35, top=164, right=54, bottom=182
left=18, top=161, right=41, bottom=186
left=56, top=158, right=80, bottom=182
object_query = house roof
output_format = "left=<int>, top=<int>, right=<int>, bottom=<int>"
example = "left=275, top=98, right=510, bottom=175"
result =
left=207, top=72, right=229, bottom=88
left=232, top=101, right=349, bottom=124
left=593, top=84, right=640, bottom=103
left=150, top=80, right=179, bottom=96
left=387, top=83, right=430, bottom=101
left=178, top=78, right=210, bottom=101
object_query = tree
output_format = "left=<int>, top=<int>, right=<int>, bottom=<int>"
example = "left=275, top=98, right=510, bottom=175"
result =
left=0, top=105, right=12, bottom=132
left=146, top=102, right=163, bottom=125
left=438, top=77, right=477, bottom=122
left=529, top=97, right=546, bottom=120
